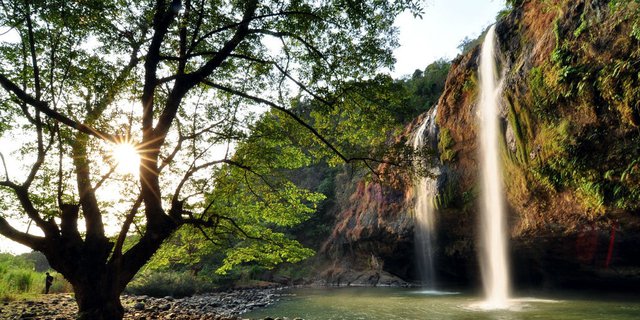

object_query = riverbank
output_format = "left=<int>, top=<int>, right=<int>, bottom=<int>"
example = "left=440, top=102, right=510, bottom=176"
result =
left=0, top=288, right=287, bottom=319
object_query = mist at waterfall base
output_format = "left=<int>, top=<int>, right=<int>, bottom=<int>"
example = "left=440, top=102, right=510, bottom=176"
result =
left=477, top=25, right=511, bottom=309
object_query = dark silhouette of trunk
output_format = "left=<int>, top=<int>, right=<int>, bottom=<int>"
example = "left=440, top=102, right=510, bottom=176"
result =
left=74, top=281, right=124, bottom=320
left=0, top=2, right=264, bottom=319
left=37, top=209, right=177, bottom=320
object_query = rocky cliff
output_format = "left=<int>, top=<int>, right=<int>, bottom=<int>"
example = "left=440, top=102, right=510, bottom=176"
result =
left=318, top=0, right=640, bottom=290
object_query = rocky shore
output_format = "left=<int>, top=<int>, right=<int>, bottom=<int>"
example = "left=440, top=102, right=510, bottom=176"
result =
left=0, top=288, right=289, bottom=320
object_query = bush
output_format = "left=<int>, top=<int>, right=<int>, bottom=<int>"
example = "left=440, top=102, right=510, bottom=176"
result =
left=0, top=253, right=71, bottom=301
left=126, top=271, right=217, bottom=298
left=4, top=270, right=36, bottom=292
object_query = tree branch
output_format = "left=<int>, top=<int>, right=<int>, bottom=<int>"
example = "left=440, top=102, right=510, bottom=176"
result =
left=225, top=52, right=332, bottom=106
left=249, top=29, right=327, bottom=63
left=110, top=195, right=143, bottom=261
left=171, top=159, right=251, bottom=205
left=201, top=80, right=349, bottom=162
left=202, top=81, right=396, bottom=172
left=0, top=216, right=46, bottom=251
left=0, top=73, right=118, bottom=142
left=153, top=0, right=258, bottom=140
left=24, top=2, right=42, bottom=100
left=0, top=152, right=9, bottom=181
left=139, top=0, right=185, bottom=228
left=0, top=181, right=59, bottom=238
left=188, top=10, right=323, bottom=54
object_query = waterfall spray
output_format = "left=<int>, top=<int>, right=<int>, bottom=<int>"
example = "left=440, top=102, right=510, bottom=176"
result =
left=478, top=25, right=510, bottom=308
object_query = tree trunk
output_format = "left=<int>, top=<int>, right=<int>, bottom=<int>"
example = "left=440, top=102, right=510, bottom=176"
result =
left=40, top=212, right=177, bottom=320
left=73, top=279, right=125, bottom=320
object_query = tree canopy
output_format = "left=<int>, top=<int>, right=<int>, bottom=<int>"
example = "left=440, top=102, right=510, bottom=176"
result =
left=0, top=0, right=424, bottom=318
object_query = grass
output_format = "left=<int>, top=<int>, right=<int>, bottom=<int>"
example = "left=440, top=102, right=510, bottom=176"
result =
left=0, top=253, right=72, bottom=302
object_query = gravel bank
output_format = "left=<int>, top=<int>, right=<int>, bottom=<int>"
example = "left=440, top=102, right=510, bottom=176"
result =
left=0, top=288, right=288, bottom=320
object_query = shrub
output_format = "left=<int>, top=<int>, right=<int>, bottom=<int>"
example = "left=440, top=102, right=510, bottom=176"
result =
left=4, top=270, right=36, bottom=292
left=126, top=271, right=217, bottom=298
left=438, top=128, right=456, bottom=162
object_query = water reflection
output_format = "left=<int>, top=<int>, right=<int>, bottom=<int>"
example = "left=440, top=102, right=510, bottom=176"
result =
left=242, top=287, right=640, bottom=320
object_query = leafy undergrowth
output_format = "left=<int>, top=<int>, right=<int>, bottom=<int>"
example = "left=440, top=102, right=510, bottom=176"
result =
left=125, top=271, right=219, bottom=298
left=0, top=253, right=72, bottom=302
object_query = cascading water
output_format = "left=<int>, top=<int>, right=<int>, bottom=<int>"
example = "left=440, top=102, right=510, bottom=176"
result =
left=412, top=106, right=439, bottom=289
left=478, top=25, right=510, bottom=308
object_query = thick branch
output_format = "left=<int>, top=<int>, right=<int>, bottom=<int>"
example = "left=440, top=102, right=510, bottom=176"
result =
left=23, top=116, right=56, bottom=188
left=153, top=0, right=258, bottom=140
left=72, top=136, right=106, bottom=241
left=142, top=0, right=182, bottom=135
left=139, top=0, right=184, bottom=226
left=0, top=181, right=59, bottom=237
left=117, top=217, right=177, bottom=292
left=0, top=216, right=46, bottom=251
left=70, top=35, right=141, bottom=242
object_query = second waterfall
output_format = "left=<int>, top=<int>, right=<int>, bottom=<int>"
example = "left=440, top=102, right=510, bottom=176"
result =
left=478, top=25, right=511, bottom=308
left=412, top=106, right=439, bottom=289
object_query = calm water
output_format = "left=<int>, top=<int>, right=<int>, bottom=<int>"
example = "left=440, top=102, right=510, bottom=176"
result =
left=242, top=287, right=640, bottom=320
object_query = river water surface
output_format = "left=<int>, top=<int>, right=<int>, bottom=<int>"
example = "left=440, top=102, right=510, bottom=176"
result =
left=242, top=287, right=640, bottom=320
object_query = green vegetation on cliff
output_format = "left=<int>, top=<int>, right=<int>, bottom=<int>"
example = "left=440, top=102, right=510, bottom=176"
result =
left=501, top=0, right=640, bottom=218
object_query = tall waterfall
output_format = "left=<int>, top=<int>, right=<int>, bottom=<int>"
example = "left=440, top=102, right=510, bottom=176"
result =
left=412, top=106, right=439, bottom=289
left=478, top=25, right=510, bottom=308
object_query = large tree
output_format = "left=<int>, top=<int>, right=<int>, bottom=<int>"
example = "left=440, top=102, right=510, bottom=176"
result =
left=0, top=0, right=422, bottom=318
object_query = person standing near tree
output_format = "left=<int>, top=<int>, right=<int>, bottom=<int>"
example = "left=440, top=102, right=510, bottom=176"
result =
left=45, top=272, right=54, bottom=294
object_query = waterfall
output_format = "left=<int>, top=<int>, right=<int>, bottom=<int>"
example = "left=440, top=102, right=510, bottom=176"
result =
left=412, top=106, right=439, bottom=289
left=478, top=25, right=511, bottom=308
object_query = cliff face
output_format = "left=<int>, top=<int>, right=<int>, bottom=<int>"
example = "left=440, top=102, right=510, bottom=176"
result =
left=319, top=0, right=640, bottom=289
left=318, top=113, right=424, bottom=285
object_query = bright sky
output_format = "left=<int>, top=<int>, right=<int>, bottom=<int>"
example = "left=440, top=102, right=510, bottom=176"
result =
left=0, top=0, right=506, bottom=255
left=392, top=0, right=506, bottom=78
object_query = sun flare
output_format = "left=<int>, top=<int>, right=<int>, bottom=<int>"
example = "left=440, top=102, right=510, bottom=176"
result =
left=111, top=142, right=140, bottom=175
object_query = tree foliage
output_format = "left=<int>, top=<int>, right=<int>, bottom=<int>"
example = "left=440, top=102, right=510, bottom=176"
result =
left=143, top=57, right=453, bottom=279
left=0, top=0, right=424, bottom=318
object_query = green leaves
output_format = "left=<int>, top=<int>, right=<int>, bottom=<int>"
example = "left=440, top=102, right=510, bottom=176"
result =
left=217, top=230, right=314, bottom=275
left=0, top=0, right=426, bottom=291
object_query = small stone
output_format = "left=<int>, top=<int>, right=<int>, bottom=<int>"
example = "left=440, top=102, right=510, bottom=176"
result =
left=133, top=302, right=145, bottom=310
